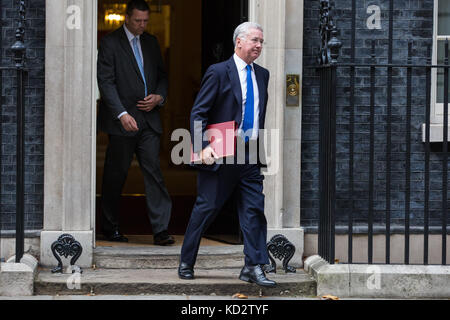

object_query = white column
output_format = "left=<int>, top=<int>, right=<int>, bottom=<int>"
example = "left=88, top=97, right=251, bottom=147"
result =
left=41, top=0, right=97, bottom=268
left=249, top=0, right=304, bottom=267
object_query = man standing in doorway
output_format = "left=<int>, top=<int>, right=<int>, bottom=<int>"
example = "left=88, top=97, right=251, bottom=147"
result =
left=97, top=0, right=174, bottom=245
left=178, top=22, right=276, bottom=287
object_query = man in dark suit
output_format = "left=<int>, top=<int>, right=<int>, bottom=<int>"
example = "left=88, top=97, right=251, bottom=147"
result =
left=97, top=0, right=174, bottom=245
left=178, top=22, right=276, bottom=287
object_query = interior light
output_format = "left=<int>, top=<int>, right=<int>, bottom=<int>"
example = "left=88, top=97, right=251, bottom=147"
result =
left=105, top=13, right=125, bottom=23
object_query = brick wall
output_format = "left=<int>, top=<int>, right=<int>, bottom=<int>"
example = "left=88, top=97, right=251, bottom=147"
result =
left=1, top=0, right=45, bottom=231
left=301, top=0, right=447, bottom=232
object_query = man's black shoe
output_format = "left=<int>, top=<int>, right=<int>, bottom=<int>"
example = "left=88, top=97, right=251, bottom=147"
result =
left=239, top=264, right=276, bottom=287
left=178, top=262, right=194, bottom=280
left=104, top=230, right=128, bottom=242
left=154, top=230, right=175, bottom=246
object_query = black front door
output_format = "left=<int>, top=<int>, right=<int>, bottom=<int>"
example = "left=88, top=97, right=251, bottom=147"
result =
left=96, top=0, right=248, bottom=244
left=201, top=0, right=248, bottom=244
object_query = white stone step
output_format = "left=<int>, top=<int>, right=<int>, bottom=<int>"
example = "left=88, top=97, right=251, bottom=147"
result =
left=93, top=245, right=246, bottom=269
left=34, top=267, right=317, bottom=297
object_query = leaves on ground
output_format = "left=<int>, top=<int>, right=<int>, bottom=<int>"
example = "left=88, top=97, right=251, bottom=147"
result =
left=321, top=294, right=339, bottom=300
left=232, top=293, right=248, bottom=299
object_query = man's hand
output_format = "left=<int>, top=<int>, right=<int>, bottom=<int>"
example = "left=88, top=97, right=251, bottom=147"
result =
left=120, top=113, right=139, bottom=132
left=137, top=94, right=163, bottom=112
left=200, top=146, right=219, bottom=165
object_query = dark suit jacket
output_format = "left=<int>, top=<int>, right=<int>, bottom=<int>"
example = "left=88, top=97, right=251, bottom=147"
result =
left=190, top=56, right=269, bottom=171
left=97, top=26, right=168, bottom=136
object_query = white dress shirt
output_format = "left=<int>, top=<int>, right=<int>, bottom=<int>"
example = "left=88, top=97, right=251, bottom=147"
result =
left=233, top=53, right=260, bottom=140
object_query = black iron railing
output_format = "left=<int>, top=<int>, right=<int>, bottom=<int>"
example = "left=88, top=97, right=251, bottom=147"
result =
left=317, top=0, right=340, bottom=265
left=0, top=0, right=27, bottom=263
left=315, top=0, right=449, bottom=266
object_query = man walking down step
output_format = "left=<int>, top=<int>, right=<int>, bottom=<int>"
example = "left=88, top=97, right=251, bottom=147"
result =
left=178, top=22, right=276, bottom=287
left=97, top=0, right=174, bottom=246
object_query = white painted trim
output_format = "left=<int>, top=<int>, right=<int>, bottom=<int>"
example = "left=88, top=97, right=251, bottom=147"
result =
left=248, top=0, right=286, bottom=229
left=43, top=0, right=96, bottom=265
left=422, top=123, right=450, bottom=142
left=423, top=0, right=450, bottom=141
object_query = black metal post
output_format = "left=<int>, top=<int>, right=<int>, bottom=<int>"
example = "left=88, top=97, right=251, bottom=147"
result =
left=317, top=0, right=341, bottom=264
left=0, top=66, right=2, bottom=252
left=386, top=0, right=394, bottom=264
left=11, top=0, right=26, bottom=263
left=443, top=40, right=449, bottom=266
left=319, top=65, right=335, bottom=263
left=319, top=67, right=329, bottom=261
left=368, top=40, right=376, bottom=264
left=0, top=0, right=3, bottom=261
left=319, top=67, right=325, bottom=259
left=329, top=63, right=337, bottom=264
left=348, top=0, right=356, bottom=264
left=0, top=0, right=3, bottom=241
left=424, top=45, right=432, bottom=265
left=15, top=69, right=24, bottom=263
left=405, top=42, right=412, bottom=265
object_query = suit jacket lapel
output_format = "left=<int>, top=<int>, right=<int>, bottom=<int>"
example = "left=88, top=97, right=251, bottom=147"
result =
left=254, top=64, right=266, bottom=122
left=117, top=27, right=144, bottom=84
left=226, top=57, right=243, bottom=110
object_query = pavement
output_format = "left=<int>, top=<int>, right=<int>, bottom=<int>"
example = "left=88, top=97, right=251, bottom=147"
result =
left=0, top=294, right=319, bottom=300
left=0, top=294, right=437, bottom=300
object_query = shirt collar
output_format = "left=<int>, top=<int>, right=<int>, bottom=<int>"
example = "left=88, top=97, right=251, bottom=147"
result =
left=123, top=24, right=139, bottom=42
left=233, top=53, right=253, bottom=71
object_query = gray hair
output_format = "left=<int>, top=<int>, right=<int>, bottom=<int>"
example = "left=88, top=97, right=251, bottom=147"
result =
left=233, top=22, right=263, bottom=47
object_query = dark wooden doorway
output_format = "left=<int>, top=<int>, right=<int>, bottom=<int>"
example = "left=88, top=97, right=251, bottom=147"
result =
left=95, top=0, right=248, bottom=244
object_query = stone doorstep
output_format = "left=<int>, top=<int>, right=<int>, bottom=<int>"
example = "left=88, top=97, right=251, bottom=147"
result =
left=93, top=245, right=303, bottom=270
left=94, top=245, right=245, bottom=256
left=93, top=245, right=246, bottom=269
left=304, top=255, right=450, bottom=299
left=34, top=268, right=317, bottom=297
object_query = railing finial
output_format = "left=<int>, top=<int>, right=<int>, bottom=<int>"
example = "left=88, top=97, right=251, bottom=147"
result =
left=318, top=0, right=341, bottom=65
left=11, top=0, right=26, bottom=68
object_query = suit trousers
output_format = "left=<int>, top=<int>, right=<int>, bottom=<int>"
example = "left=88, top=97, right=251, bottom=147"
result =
left=180, top=155, right=269, bottom=267
left=101, top=126, right=172, bottom=235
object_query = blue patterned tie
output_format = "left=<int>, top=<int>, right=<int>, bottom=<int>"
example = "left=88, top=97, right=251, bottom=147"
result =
left=242, top=65, right=254, bottom=142
left=132, top=37, right=147, bottom=96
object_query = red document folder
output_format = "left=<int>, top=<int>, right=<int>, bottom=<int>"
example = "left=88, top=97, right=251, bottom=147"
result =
left=191, top=121, right=237, bottom=163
